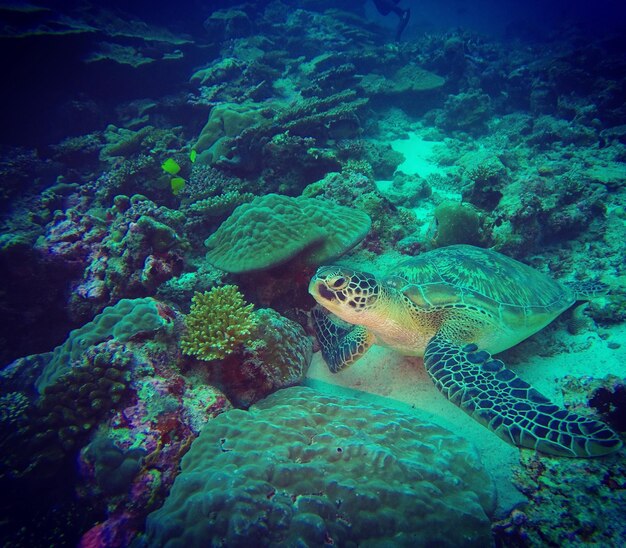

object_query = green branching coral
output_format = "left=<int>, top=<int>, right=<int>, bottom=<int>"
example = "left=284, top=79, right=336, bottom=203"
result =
left=181, top=285, right=257, bottom=362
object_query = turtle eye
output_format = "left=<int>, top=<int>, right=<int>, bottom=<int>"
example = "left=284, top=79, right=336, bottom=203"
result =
left=331, top=276, right=347, bottom=289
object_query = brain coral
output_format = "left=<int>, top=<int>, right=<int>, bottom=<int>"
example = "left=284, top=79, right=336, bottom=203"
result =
left=144, top=386, right=496, bottom=547
left=204, top=193, right=371, bottom=273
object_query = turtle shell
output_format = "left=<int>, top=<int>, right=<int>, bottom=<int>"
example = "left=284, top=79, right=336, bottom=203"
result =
left=386, top=245, right=574, bottom=324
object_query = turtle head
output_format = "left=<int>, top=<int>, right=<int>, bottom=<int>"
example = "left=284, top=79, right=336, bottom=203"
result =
left=309, top=266, right=380, bottom=322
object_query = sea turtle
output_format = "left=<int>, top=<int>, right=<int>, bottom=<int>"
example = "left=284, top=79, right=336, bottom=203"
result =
left=309, top=244, right=622, bottom=458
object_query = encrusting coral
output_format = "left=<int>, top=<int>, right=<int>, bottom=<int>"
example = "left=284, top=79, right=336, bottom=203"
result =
left=34, top=297, right=170, bottom=393
left=180, top=285, right=257, bottom=362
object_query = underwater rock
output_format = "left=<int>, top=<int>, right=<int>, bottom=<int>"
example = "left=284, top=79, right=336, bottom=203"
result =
left=76, top=366, right=230, bottom=548
left=1, top=339, right=135, bottom=481
left=431, top=201, right=484, bottom=248
left=66, top=195, right=187, bottom=320
left=358, top=66, right=445, bottom=98
left=204, top=308, right=313, bottom=408
left=486, top=174, right=607, bottom=257
left=302, top=63, right=360, bottom=99
left=203, top=9, right=253, bottom=42
left=144, top=386, right=496, bottom=547
left=0, top=293, right=230, bottom=547
left=194, top=102, right=268, bottom=165
left=383, top=171, right=432, bottom=208
left=339, top=140, right=404, bottom=180
left=503, top=450, right=626, bottom=546
left=33, top=192, right=188, bottom=325
left=528, top=115, right=598, bottom=148
left=459, top=149, right=508, bottom=211
left=438, top=91, right=492, bottom=133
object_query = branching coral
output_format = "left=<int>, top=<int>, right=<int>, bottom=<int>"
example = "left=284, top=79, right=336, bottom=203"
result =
left=180, top=285, right=257, bottom=362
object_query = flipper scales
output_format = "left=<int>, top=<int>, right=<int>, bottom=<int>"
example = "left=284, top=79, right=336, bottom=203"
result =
left=312, top=306, right=374, bottom=373
left=424, top=333, right=622, bottom=457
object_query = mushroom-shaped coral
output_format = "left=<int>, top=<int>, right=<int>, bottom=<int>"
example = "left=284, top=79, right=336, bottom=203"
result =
left=180, top=285, right=257, bottom=362
left=204, top=193, right=371, bottom=273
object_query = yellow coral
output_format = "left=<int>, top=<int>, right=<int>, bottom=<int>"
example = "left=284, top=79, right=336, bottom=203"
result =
left=181, top=285, right=257, bottom=361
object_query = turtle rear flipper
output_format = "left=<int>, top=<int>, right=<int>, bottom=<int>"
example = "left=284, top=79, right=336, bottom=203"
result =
left=565, top=280, right=609, bottom=300
left=312, top=306, right=375, bottom=373
left=424, top=333, right=622, bottom=457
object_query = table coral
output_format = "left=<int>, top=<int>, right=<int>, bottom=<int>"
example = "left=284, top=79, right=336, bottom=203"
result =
left=180, top=285, right=257, bottom=362
left=144, top=386, right=496, bottom=547
left=358, top=65, right=445, bottom=97
left=204, top=193, right=371, bottom=273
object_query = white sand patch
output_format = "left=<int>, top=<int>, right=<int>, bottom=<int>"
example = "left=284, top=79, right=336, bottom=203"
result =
left=374, top=132, right=463, bottom=242
left=514, top=326, right=626, bottom=404
left=390, top=133, right=444, bottom=178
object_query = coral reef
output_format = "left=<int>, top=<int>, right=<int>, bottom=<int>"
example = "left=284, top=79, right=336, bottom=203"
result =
left=31, top=193, right=188, bottom=321
left=359, top=65, right=445, bottom=100
left=0, top=297, right=231, bottom=547
left=494, top=451, right=626, bottom=546
left=303, top=169, right=417, bottom=251
left=431, top=201, right=484, bottom=247
left=1, top=1, right=625, bottom=545
left=76, top=365, right=231, bottom=547
left=194, top=102, right=269, bottom=165
left=144, top=386, right=496, bottom=547
left=1, top=342, right=136, bottom=481
left=382, top=171, right=432, bottom=208
left=180, top=286, right=257, bottom=362
left=437, top=91, right=492, bottom=133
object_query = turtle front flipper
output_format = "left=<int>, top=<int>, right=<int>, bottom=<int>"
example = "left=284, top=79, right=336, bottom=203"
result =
left=424, top=333, right=622, bottom=457
left=312, top=306, right=375, bottom=373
